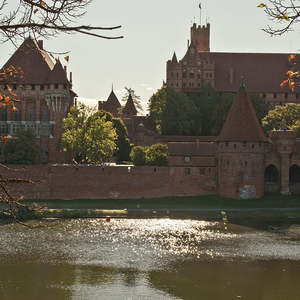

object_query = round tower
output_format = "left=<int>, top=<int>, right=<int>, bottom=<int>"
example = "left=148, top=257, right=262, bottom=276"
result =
left=216, top=85, right=269, bottom=199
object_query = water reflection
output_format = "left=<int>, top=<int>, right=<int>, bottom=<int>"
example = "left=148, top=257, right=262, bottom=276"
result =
left=0, top=219, right=299, bottom=299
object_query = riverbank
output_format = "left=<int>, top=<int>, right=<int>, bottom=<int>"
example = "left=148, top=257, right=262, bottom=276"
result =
left=1, top=195, right=299, bottom=223
left=23, top=194, right=300, bottom=223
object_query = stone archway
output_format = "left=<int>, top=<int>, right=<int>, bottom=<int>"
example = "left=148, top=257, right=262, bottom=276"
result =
left=290, top=165, right=300, bottom=195
left=264, top=165, right=280, bottom=194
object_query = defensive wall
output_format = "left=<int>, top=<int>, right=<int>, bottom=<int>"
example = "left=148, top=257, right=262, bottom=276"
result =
left=2, top=165, right=217, bottom=200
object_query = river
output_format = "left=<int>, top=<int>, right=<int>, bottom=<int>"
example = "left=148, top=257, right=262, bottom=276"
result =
left=0, top=218, right=300, bottom=300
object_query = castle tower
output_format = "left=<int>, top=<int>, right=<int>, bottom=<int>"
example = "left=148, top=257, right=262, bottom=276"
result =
left=98, top=88, right=121, bottom=117
left=216, top=84, right=268, bottom=199
left=122, top=93, right=137, bottom=117
left=190, top=23, right=210, bottom=52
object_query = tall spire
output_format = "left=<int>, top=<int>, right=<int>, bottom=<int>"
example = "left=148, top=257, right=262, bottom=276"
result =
left=171, top=52, right=178, bottom=63
left=217, top=85, right=268, bottom=142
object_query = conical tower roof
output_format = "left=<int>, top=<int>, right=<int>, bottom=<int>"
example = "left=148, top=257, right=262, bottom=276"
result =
left=46, top=59, right=69, bottom=84
left=217, top=85, right=268, bottom=142
left=2, top=37, right=55, bottom=84
left=123, top=94, right=137, bottom=116
left=99, top=89, right=121, bottom=116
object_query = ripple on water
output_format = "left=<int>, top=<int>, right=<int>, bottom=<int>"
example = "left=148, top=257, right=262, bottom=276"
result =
left=0, top=218, right=300, bottom=268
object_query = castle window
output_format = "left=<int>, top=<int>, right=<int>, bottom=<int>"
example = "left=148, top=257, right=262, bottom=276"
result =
left=0, top=108, right=7, bottom=121
left=198, top=83, right=201, bottom=87
left=243, top=141, right=247, bottom=147
left=208, top=168, right=211, bottom=174
left=176, top=82, right=178, bottom=87
left=227, top=161, right=230, bottom=167
left=262, top=93, right=266, bottom=98
left=234, top=144, right=237, bottom=149
left=197, top=74, right=201, bottom=79
left=13, top=85, right=17, bottom=90
left=27, top=110, right=36, bottom=121
left=273, top=93, right=277, bottom=99
left=252, top=144, right=255, bottom=149
left=183, top=72, right=187, bottom=78
left=245, top=161, right=248, bottom=167
left=40, top=85, right=44, bottom=91
left=189, top=72, right=194, bottom=78
left=176, top=73, right=179, bottom=79
left=31, top=84, right=35, bottom=90
left=12, top=109, right=21, bottom=121
left=184, top=156, right=191, bottom=163
left=185, top=168, right=191, bottom=175
left=171, top=72, right=174, bottom=78
left=225, top=142, right=229, bottom=147
left=279, top=102, right=282, bottom=105
left=284, top=93, right=288, bottom=99
left=209, top=73, right=213, bottom=78
left=54, top=84, right=59, bottom=89
left=183, top=82, right=186, bottom=87
left=296, top=93, right=299, bottom=99
left=199, top=168, right=205, bottom=175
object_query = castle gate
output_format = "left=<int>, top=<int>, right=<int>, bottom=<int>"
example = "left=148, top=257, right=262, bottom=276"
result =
left=264, top=165, right=280, bottom=194
left=290, top=165, right=300, bottom=195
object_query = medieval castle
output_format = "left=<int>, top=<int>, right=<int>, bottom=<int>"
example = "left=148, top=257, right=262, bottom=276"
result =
left=0, top=20, right=299, bottom=199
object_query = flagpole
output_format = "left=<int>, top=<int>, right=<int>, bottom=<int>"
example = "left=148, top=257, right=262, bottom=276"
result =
left=199, top=3, right=202, bottom=25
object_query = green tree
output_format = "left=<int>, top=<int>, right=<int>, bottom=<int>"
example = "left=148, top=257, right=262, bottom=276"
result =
left=146, top=144, right=168, bottom=166
left=262, top=103, right=300, bottom=133
left=130, top=146, right=147, bottom=166
left=61, top=103, right=117, bottom=164
left=2, top=129, right=40, bottom=164
left=149, top=86, right=196, bottom=135
left=95, top=110, right=131, bottom=162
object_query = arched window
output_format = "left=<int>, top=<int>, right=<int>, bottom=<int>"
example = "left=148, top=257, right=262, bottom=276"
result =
left=264, top=165, right=279, bottom=183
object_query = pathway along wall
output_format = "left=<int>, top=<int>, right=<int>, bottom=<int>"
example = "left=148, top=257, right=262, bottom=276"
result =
left=2, top=165, right=217, bottom=200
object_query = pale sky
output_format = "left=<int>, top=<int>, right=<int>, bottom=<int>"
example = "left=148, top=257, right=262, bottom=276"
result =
left=1, top=0, right=300, bottom=113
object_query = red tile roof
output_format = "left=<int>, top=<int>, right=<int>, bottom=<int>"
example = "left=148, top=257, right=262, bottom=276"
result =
left=46, top=59, right=69, bottom=84
left=2, top=37, right=55, bottom=84
left=99, top=90, right=121, bottom=116
left=217, top=86, right=268, bottom=142
left=168, top=142, right=216, bottom=156
left=185, top=52, right=295, bottom=93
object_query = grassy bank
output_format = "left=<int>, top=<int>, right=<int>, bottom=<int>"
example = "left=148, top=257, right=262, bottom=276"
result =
left=25, top=194, right=300, bottom=210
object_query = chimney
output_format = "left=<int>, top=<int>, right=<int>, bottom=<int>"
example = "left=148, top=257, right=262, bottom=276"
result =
left=70, top=72, right=73, bottom=84
left=38, top=40, right=43, bottom=50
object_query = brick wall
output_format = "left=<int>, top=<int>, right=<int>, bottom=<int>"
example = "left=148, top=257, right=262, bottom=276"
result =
left=1, top=164, right=217, bottom=200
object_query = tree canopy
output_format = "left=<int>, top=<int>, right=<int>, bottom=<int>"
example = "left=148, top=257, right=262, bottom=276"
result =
left=148, top=86, right=269, bottom=136
left=262, top=103, right=300, bottom=136
left=122, top=87, right=143, bottom=114
left=61, top=103, right=117, bottom=164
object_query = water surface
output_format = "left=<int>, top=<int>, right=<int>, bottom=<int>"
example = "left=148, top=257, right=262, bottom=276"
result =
left=0, top=218, right=300, bottom=299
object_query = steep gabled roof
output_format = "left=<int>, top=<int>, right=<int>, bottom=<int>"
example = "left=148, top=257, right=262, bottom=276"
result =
left=2, top=37, right=55, bottom=84
left=217, top=85, right=268, bottom=142
left=123, top=94, right=137, bottom=116
left=99, top=90, right=121, bottom=116
left=46, top=59, right=69, bottom=84
left=172, top=52, right=178, bottom=63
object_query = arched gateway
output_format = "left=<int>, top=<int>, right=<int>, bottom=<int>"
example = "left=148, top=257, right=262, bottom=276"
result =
left=290, top=165, right=300, bottom=195
left=264, top=165, right=280, bottom=193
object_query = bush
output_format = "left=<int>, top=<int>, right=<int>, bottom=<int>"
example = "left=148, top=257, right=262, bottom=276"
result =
left=130, top=144, right=168, bottom=166
left=130, top=146, right=147, bottom=166
left=146, top=144, right=168, bottom=166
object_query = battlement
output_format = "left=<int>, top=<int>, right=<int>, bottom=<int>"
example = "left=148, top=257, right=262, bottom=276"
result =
left=190, top=22, right=210, bottom=52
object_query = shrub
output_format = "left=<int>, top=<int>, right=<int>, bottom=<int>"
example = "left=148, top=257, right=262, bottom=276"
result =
left=146, top=144, right=168, bottom=166
left=130, top=146, right=147, bottom=166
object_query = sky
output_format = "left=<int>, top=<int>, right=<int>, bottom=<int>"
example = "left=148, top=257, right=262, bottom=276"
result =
left=1, top=0, right=300, bottom=113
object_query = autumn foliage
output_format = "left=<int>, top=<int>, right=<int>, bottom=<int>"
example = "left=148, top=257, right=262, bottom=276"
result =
left=0, top=65, right=23, bottom=111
